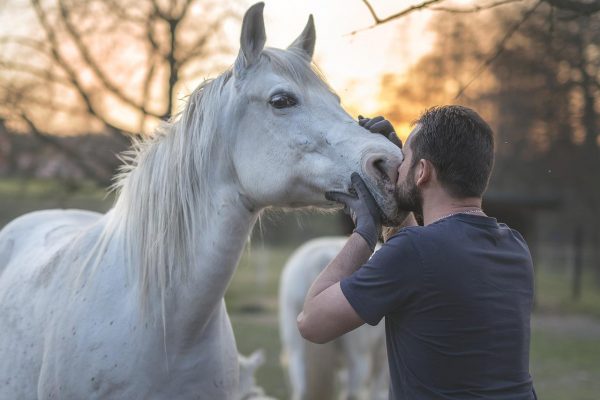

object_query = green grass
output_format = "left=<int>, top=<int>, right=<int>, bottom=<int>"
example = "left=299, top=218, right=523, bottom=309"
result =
left=0, top=178, right=112, bottom=227
left=227, top=246, right=298, bottom=400
left=535, top=267, right=600, bottom=318
left=232, top=314, right=289, bottom=399
left=531, top=321, right=600, bottom=400
left=227, top=246, right=296, bottom=314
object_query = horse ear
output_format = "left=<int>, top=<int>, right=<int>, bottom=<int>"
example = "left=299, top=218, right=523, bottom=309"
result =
left=287, top=15, right=315, bottom=60
left=235, top=2, right=266, bottom=76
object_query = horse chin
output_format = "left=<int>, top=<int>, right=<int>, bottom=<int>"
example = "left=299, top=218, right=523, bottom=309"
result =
left=380, top=206, right=410, bottom=227
left=367, top=180, right=408, bottom=227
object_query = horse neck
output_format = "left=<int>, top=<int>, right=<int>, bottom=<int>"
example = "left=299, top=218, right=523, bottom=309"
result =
left=164, top=181, right=258, bottom=343
left=109, top=118, right=259, bottom=340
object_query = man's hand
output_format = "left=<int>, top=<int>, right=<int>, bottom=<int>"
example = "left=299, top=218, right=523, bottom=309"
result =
left=358, top=115, right=402, bottom=149
left=326, top=173, right=381, bottom=251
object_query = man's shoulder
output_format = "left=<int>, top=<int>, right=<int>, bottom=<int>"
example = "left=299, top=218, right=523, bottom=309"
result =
left=386, top=215, right=527, bottom=251
left=387, top=221, right=448, bottom=243
left=385, top=225, right=421, bottom=245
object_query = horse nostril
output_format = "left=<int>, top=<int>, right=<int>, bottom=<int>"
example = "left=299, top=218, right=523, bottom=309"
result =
left=364, top=154, right=398, bottom=184
left=374, top=159, right=387, bottom=178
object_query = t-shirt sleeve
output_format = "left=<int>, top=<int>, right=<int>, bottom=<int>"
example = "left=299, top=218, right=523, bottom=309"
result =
left=340, top=230, right=423, bottom=326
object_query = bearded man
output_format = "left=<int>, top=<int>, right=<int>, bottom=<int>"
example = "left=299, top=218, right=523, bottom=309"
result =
left=297, top=105, right=537, bottom=400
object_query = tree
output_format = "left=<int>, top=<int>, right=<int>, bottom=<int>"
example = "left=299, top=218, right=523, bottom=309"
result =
left=376, top=1, right=600, bottom=286
left=486, top=4, right=600, bottom=282
left=356, top=0, right=600, bottom=34
left=0, top=0, right=240, bottom=184
left=358, top=0, right=600, bottom=99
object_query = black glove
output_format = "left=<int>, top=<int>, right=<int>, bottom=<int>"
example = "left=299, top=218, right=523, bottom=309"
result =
left=358, top=115, right=402, bottom=149
left=325, top=173, right=382, bottom=251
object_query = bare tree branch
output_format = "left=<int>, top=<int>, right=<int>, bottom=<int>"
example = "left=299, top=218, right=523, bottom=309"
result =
left=0, top=82, right=88, bottom=115
left=455, top=0, right=544, bottom=99
left=177, top=0, right=196, bottom=20
left=103, top=0, right=148, bottom=24
left=164, top=17, right=180, bottom=119
left=180, top=45, right=231, bottom=79
left=20, top=111, right=111, bottom=186
left=363, top=0, right=445, bottom=24
left=543, top=0, right=600, bottom=15
left=30, top=0, right=133, bottom=142
left=0, top=35, right=49, bottom=54
left=0, top=60, right=70, bottom=86
left=150, top=0, right=169, bottom=22
left=355, top=0, right=600, bottom=35
left=139, top=55, right=157, bottom=133
left=0, top=0, right=236, bottom=151
left=432, top=0, right=526, bottom=13
left=145, top=12, right=163, bottom=55
left=57, top=0, right=162, bottom=119
left=351, top=0, right=444, bottom=35
left=176, top=7, right=238, bottom=65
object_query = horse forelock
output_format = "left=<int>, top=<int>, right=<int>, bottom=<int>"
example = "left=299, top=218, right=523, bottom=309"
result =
left=238, top=47, right=337, bottom=99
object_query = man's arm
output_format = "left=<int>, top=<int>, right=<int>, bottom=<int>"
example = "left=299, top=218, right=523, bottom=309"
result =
left=297, top=116, right=409, bottom=343
left=297, top=232, right=371, bottom=344
left=297, top=211, right=418, bottom=343
left=297, top=173, right=382, bottom=344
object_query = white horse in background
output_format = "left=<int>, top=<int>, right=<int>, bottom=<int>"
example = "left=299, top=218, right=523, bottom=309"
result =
left=279, top=238, right=389, bottom=400
left=236, top=350, right=276, bottom=400
left=0, top=2, right=404, bottom=398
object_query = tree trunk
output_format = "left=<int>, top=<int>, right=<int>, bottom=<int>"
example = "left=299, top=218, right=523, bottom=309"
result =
left=572, top=225, right=584, bottom=301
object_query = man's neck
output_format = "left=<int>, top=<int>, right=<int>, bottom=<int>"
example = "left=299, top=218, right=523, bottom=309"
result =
left=421, top=191, right=484, bottom=226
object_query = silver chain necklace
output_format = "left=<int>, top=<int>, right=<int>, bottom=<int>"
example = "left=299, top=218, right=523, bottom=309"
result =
left=434, top=208, right=485, bottom=224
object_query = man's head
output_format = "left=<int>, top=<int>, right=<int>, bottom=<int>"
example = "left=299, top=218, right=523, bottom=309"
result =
left=395, top=105, right=495, bottom=215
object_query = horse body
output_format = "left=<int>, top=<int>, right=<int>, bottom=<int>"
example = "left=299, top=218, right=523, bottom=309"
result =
left=1, top=195, right=252, bottom=399
left=0, top=3, right=403, bottom=398
left=279, top=237, right=389, bottom=400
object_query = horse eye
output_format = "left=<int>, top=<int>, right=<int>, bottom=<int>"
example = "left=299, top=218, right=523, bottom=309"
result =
left=269, top=93, right=297, bottom=109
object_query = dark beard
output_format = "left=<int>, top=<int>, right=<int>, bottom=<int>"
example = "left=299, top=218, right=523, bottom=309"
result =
left=395, top=168, right=423, bottom=217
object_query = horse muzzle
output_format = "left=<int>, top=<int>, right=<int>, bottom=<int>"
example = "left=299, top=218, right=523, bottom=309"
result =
left=361, top=153, right=408, bottom=226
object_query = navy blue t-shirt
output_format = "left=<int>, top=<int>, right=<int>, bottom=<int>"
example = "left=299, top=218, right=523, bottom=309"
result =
left=341, top=214, right=536, bottom=399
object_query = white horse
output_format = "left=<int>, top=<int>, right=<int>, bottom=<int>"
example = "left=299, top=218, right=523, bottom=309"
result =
left=279, top=237, right=388, bottom=400
left=0, top=3, right=403, bottom=399
left=236, top=350, right=276, bottom=400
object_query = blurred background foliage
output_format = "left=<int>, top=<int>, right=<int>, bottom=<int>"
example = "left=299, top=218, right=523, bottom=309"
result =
left=1, top=0, right=600, bottom=399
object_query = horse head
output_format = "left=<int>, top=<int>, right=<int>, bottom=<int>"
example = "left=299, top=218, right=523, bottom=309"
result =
left=221, top=2, right=406, bottom=224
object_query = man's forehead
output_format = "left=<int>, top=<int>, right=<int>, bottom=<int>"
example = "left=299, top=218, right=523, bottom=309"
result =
left=405, top=124, right=422, bottom=149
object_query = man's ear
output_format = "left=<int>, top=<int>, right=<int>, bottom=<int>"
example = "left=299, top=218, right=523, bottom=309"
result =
left=415, top=159, right=434, bottom=187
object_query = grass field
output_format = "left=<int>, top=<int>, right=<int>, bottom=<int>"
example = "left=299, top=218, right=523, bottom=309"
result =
left=2, top=179, right=600, bottom=399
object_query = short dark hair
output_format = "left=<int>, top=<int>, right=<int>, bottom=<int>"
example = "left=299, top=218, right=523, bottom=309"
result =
left=411, top=105, right=495, bottom=198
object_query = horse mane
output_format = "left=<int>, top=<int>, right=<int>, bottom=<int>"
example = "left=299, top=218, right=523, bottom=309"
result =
left=92, top=48, right=335, bottom=316
left=102, top=70, right=232, bottom=312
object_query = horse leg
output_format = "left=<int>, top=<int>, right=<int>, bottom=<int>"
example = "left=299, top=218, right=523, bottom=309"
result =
left=342, top=339, right=372, bottom=400
left=287, top=348, right=307, bottom=400
left=369, top=333, right=390, bottom=400
left=305, top=341, right=336, bottom=400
